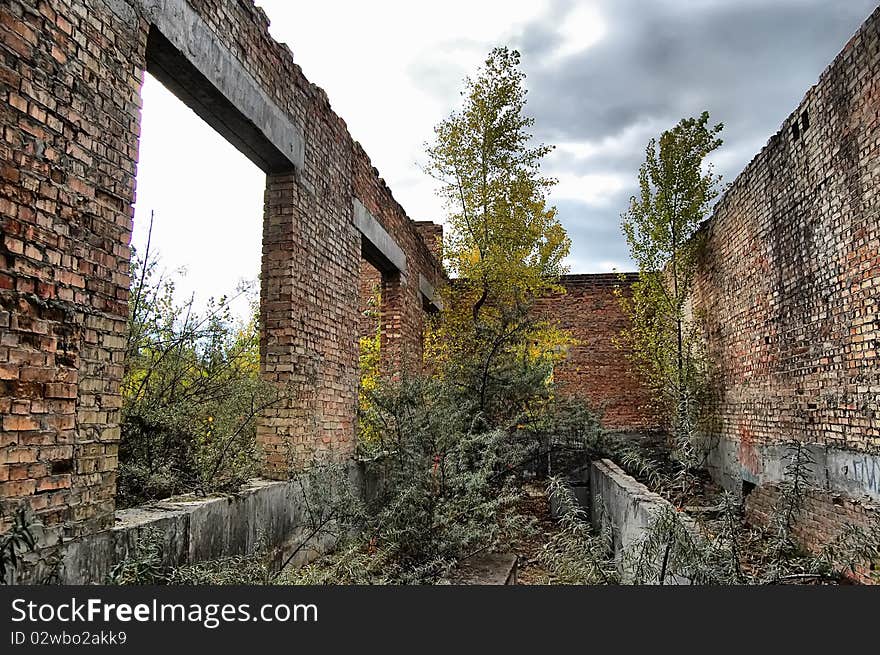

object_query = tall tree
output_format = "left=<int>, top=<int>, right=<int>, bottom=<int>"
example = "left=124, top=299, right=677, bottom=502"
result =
left=425, top=47, right=571, bottom=416
left=619, top=112, right=723, bottom=458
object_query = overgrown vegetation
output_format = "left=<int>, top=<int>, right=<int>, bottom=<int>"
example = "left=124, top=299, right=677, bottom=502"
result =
left=424, top=46, right=573, bottom=416
left=606, top=440, right=880, bottom=585
left=618, top=112, right=724, bottom=467
left=539, top=478, right=616, bottom=584
left=105, top=61, right=880, bottom=588
left=108, top=528, right=277, bottom=586
left=287, top=46, right=600, bottom=583
left=610, top=435, right=709, bottom=507
left=358, top=281, right=382, bottom=447
left=291, top=375, right=605, bottom=584
left=0, top=507, right=36, bottom=584
left=268, top=47, right=601, bottom=584
left=118, top=222, right=284, bottom=507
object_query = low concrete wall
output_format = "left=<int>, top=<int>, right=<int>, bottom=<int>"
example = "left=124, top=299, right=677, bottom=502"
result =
left=12, top=462, right=368, bottom=584
left=589, top=459, right=696, bottom=583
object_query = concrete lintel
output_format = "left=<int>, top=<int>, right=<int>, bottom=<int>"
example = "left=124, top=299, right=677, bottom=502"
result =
left=419, top=273, right=444, bottom=311
left=139, top=0, right=305, bottom=173
left=353, top=198, right=407, bottom=275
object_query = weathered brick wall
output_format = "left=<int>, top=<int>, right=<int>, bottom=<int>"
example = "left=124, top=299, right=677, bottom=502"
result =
left=1, top=0, right=146, bottom=543
left=744, top=485, right=878, bottom=584
left=413, top=221, right=443, bottom=262
left=1, top=0, right=444, bottom=550
left=356, top=221, right=443, bottom=374
left=693, top=7, right=880, bottom=556
left=533, top=274, right=660, bottom=432
left=352, top=150, right=445, bottom=374
left=356, top=236, right=446, bottom=379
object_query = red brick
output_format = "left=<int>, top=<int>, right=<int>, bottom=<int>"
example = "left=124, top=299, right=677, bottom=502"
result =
left=2, top=415, right=39, bottom=431
left=533, top=274, right=659, bottom=431
left=44, top=383, right=76, bottom=399
left=0, top=480, right=37, bottom=498
left=0, top=364, right=18, bottom=380
left=689, top=7, right=880, bottom=569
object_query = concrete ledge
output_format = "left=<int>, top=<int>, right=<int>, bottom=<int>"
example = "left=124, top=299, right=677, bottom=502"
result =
left=56, top=471, right=353, bottom=584
left=418, top=274, right=443, bottom=311
left=705, top=436, right=880, bottom=503
left=447, top=553, right=518, bottom=585
left=353, top=198, right=407, bottom=274
left=589, top=459, right=696, bottom=583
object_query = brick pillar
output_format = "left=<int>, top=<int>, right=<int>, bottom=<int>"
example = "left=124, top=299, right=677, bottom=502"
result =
left=0, top=0, right=147, bottom=540
left=258, top=172, right=359, bottom=476
left=260, top=174, right=292, bottom=476
left=378, top=271, right=404, bottom=378
left=378, top=268, right=430, bottom=378
left=413, top=221, right=443, bottom=262
left=358, top=259, right=381, bottom=341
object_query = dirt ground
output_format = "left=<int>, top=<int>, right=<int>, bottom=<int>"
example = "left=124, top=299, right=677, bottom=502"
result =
left=508, top=483, right=560, bottom=585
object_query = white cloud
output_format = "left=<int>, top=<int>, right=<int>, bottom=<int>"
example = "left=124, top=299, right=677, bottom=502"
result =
left=550, top=118, right=667, bottom=162
left=132, top=0, right=873, bottom=300
left=258, top=0, right=551, bottom=225
left=550, top=172, right=626, bottom=205
left=133, top=1, right=557, bottom=319
left=548, top=2, right=607, bottom=62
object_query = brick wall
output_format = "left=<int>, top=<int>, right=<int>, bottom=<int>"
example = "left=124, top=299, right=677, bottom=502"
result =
left=356, top=221, right=444, bottom=373
left=744, top=485, right=879, bottom=584
left=3, top=0, right=878, bottom=580
left=533, top=274, right=660, bottom=432
left=693, top=7, right=880, bottom=559
left=413, top=221, right=443, bottom=262
left=351, top=151, right=445, bottom=375
left=1, top=0, right=443, bottom=546
left=0, top=0, right=146, bottom=542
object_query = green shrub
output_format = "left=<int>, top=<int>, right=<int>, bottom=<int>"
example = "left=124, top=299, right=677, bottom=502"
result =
left=118, top=243, right=282, bottom=507
left=0, top=508, right=36, bottom=584
left=283, top=374, right=603, bottom=584
left=540, top=478, right=617, bottom=584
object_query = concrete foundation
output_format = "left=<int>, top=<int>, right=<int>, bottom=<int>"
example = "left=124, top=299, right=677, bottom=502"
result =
left=9, top=462, right=367, bottom=584
left=447, top=553, right=518, bottom=585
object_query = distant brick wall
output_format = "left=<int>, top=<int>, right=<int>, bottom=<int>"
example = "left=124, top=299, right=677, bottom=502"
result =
left=358, top=259, right=381, bottom=341
left=0, top=0, right=443, bottom=545
left=533, top=274, right=659, bottom=432
left=693, top=7, right=880, bottom=561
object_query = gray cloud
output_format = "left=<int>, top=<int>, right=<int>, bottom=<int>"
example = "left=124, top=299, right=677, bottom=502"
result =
left=554, top=197, right=633, bottom=270
left=511, top=0, right=878, bottom=272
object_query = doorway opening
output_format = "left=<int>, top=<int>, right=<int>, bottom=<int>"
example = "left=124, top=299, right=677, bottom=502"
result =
left=119, top=69, right=267, bottom=508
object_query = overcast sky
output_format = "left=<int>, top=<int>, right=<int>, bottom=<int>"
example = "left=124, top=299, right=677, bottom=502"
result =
left=132, top=0, right=878, bottom=317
